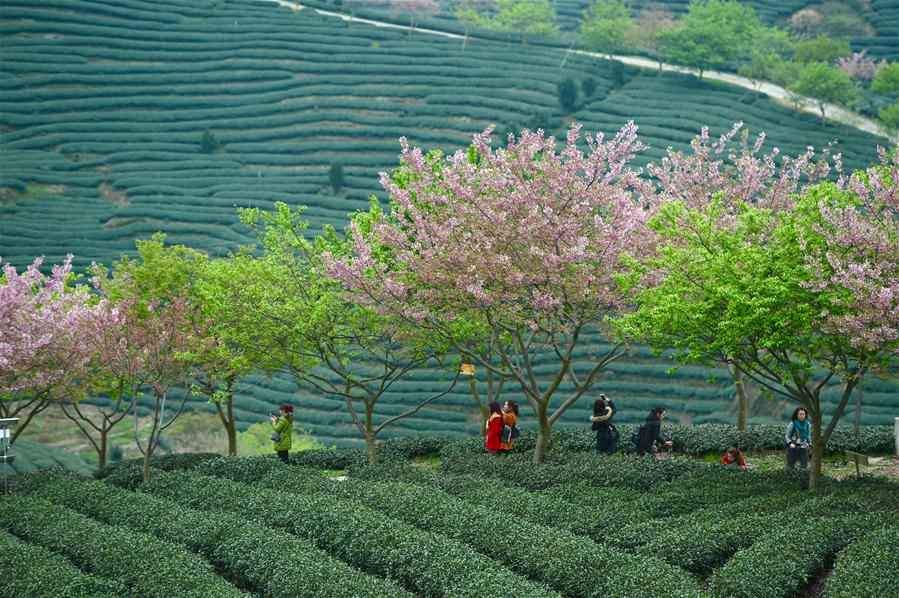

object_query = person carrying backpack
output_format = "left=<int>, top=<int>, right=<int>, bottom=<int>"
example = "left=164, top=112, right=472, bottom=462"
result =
left=485, top=401, right=504, bottom=453
left=634, top=406, right=673, bottom=456
left=589, top=394, right=618, bottom=455
left=498, top=400, right=520, bottom=454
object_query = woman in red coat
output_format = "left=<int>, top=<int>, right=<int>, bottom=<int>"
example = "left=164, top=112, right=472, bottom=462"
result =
left=721, top=446, right=747, bottom=467
left=485, top=401, right=504, bottom=452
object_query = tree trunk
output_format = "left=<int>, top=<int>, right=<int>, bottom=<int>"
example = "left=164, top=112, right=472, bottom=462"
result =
left=365, top=406, right=377, bottom=465
left=853, top=382, right=862, bottom=434
left=226, top=396, right=237, bottom=457
left=809, top=407, right=824, bottom=491
left=142, top=447, right=152, bottom=483
left=733, top=364, right=747, bottom=432
left=98, top=429, right=107, bottom=472
left=469, top=377, right=488, bottom=437
left=533, top=403, right=550, bottom=464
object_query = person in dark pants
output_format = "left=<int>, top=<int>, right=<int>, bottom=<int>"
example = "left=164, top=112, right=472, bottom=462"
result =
left=590, top=394, right=617, bottom=455
left=270, top=404, right=294, bottom=464
left=635, top=406, right=673, bottom=456
left=785, top=407, right=811, bottom=468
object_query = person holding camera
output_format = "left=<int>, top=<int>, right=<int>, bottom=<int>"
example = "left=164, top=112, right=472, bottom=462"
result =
left=784, top=407, right=811, bottom=468
left=498, top=400, right=519, bottom=455
left=270, top=403, right=294, bottom=464
left=589, top=394, right=618, bottom=455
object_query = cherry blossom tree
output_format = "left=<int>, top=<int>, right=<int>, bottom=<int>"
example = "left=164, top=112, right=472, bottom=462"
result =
left=0, top=256, right=96, bottom=442
left=327, top=123, right=655, bottom=462
left=618, top=143, right=898, bottom=490
left=390, top=0, right=438, bottom=36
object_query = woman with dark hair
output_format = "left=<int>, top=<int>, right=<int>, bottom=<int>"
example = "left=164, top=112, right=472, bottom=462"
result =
left=589, top=393, right=618, bottom=455
left=485, top=401, right=504, bottom=453
left=498, top=400, right=519, bottom=454
left=785, top=407, right=811, bottom=468
left=635, top=406, right=673, bottom=456
left=270, top=403, right=294, bottom=464
left=721, top=446, right=747, bottom=467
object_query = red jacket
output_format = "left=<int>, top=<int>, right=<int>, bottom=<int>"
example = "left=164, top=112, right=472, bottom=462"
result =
left=485, top=414, right=504, bottom=451
left=721, top=451, right=746, bottom=467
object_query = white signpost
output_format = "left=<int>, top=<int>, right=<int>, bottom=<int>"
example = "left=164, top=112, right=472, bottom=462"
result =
left=0, top=418, right=18, bottom=494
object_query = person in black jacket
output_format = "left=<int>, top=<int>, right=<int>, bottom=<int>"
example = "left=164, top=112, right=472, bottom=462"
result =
left=635, top=406, right=673, bottom=456
left=590, top=394, right=618, bottom=455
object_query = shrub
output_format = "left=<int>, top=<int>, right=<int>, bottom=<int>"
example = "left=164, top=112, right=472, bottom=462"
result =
left=253, top=468, right=702, bottom=598
left=0, top=496, right=245, bottom=598
left=23, top=475, right=411, bottom=598
left=328, top=161, right=344, bottom=193
left=582, top=77, right=597, bottom=98
left=0, top=528, right=130, bottom=598
left=141, top=470, right=559, bottom=598
left=708, top=512, right=893, bottom=598
left=826, top=526, right=899, bottom=598
left=558, top=78, right=579, bottom=112
left=95, top=451, right=220, bottom=479
left=290, top=447, right=367, bottom=469
left=199, top=130, right=218, bottom=153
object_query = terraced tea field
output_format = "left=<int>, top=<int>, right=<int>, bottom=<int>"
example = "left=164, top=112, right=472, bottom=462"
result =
left=3, top=447, right=897, bottom=597
left=1, top=0, right=894, bottom=447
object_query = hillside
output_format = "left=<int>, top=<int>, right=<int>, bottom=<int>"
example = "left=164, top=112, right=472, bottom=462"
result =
left=1, top=0, right=894, bottom=448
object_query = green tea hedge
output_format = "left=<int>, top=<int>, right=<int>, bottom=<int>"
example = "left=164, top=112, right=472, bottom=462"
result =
left=0, top=528, right=129, bottom=598
left=0, top=496, right=246, bottom=598
left=826, top=526, right=899, bottom=598
left=140, top=470, right=560, bottom=598
left=23, top=475, right=412, bottom=598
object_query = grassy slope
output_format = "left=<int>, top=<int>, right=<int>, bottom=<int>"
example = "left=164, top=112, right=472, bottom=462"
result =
left=0, top=0, right=894, bottom=447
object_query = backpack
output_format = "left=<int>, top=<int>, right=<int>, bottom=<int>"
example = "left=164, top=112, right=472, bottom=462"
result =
left=630, top=423, right=645, bottom=447
left=501, top=424, right=521, bottom=444
left=609, top=424, right=620, bottom=445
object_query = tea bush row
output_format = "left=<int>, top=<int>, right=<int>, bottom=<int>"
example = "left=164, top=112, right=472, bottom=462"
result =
left=23, top=474, right=411, bottom=598
left=825, top=526, right=899, bottom=598
left=0, top=528, right=129, bottom=598
left=708, top=513, right=894, bottom=598
left=238, top=465, right=703, bottom=598
left=139, top=470, right=559, bottom=598
left=0, top=496, right=245, bottom=598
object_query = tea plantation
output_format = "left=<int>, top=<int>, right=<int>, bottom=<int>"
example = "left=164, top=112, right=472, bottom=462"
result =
left=1, top=0, right=896, bottom=447
left=3, top=439, right=897, bottom=597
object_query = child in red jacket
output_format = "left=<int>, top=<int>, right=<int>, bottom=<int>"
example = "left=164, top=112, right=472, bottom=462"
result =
left=485, top=401, right=504, bottom=452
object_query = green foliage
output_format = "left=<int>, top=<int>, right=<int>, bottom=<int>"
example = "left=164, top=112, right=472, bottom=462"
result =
left=872, top=62, right=899, bottom=96
left=489, top=0, right=561, bottom=43
left=557, top=77, right=579, bottom=112
left=23, top=474, right=409, bottom=598
left=328, top=161, right=344, bottom=194
left=246, top=466, right=703, bottom=598
left=0, top=495, right=245, bottom=598
left=790, top=61, right=860, bottom=117
left=579, top=0, right=633, bottom=56
left=6, top=439, right=94, bottom=476
left=199, top=130, right=218, bottom=154
left=0, top=528, right=130, bottom=598
left=794, top=35, right=852, bottom=64
left=236, top=421, right=324, bottom=456
left=141, top=470, right=561, bottom=597
left=581, top=76, right=597, bottom=98
left=660, top=0, right=761, bottom=76
left=708, top=513, right=893, bottom=598
left=826, top=526, right=899, bottom=598
left=878, top=102, right=899, bottom=133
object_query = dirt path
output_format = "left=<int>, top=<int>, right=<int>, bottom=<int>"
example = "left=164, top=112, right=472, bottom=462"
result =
left=260, top=0, right=897, bottom=144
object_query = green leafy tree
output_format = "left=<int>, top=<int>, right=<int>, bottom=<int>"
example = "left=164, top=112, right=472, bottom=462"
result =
left=878, top=103, right=899, bottom=134
left=328, top=161, right=345, bottom=194
left=488, top=0, right=560, bottom=46
left=630, top=4, right=677, bottom=72
left=789, top=62, right=859, bottom=121
left=738, top=30, right=792, bottom=95
left=581, top=77, right=597, bottom=98
left=234, top=203, right=460, bottom=465
left=660, top=0, right=761, bottom=79
left=618, top=158, right=899, bottom=491
left=199, top=130, right=218, bottom=154
left=793, top=34, right=851, bottom=65
left=872, top=61, right=899, bottom=97
left=579, top=0, right=633, bottom=59
left=557, top=78, right=579, bottom=113
left=454, top=0, right=489, bottom=50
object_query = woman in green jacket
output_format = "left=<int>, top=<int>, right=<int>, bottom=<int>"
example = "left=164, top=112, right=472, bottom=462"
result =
left=270, top=404, right=294, bottom=464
